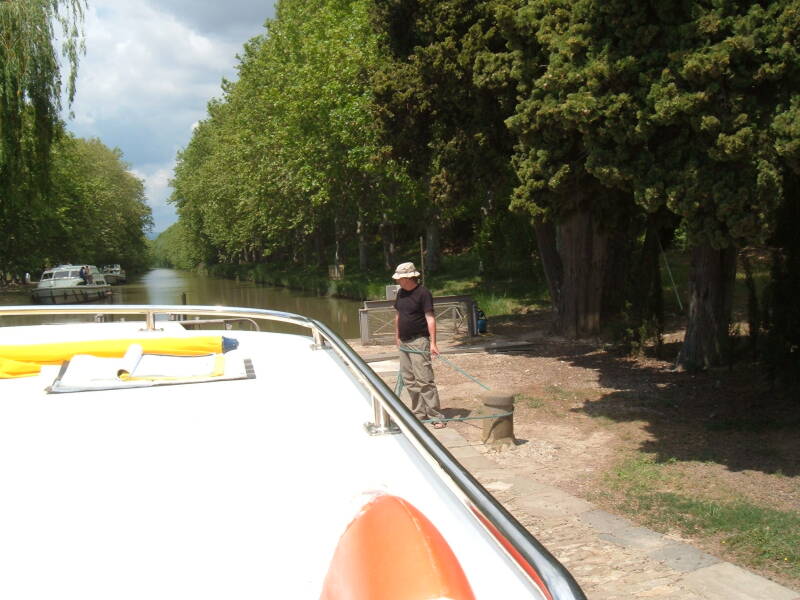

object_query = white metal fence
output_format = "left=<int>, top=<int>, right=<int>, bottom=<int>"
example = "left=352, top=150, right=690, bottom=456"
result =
left=358, top=295, right=478, bottom=345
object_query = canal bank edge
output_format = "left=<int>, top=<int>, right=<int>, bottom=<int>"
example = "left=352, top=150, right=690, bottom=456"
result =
left=204, top=263, right=381, bottom=301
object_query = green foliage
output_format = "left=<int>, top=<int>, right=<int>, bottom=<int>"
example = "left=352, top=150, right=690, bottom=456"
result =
left=487, top=0, right=800, bottom=361
left=634, top=1, right=793, bottom=250
left=607, top=301, right=664, bottom=357
left=170, top=0, right=415, bottom=269
left=43, top=135, right=153, bottom=272
left=0, top=0, right=86, bottom=275
left=163, top=0, right=800, bottom=377
left=0, top=126, right=151, bottom=278
left=496, top=0, right=793, bottom=247
left=514, top=393, right=545, bottom=409
left=371, top=0, right=518, bottom=268
left=150, top=222, right=198, bottom=270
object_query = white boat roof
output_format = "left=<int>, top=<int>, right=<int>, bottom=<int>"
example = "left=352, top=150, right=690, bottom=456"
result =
left=0, top=306, right=583, bottom=600
left=45, top=264, right=98, bottom=270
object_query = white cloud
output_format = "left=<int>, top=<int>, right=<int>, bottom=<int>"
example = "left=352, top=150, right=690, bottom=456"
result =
left=131, top=165, right=173, bottom=208
left=64, top=1, right=274, bottom=233
left=72, top=3, right=238, bottom=132
left=132, top=163, right=175, bottom=236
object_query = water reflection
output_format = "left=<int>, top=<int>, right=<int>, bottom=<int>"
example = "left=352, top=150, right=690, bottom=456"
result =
left=0, top=269, right=363, bottom=339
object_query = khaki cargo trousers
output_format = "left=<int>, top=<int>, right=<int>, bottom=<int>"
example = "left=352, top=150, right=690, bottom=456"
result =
left=398, top=335, right=444, bottom=421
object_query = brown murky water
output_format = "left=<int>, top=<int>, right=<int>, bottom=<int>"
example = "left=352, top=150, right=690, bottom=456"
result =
left=0, top=268, right=362, bottom=339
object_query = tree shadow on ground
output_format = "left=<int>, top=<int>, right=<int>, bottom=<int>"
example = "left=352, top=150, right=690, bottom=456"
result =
left=484, top=322, right=800, bottom=477
left=565, top=350, right=799, bottom=476
left=442, top=407, right=471, bottom=420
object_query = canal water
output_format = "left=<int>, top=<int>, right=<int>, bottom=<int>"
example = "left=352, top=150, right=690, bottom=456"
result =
left=0, top=269, right=363, bottom=340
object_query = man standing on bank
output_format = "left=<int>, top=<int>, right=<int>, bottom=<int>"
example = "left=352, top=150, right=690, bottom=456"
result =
left=392, top=261, right=446, bottom=428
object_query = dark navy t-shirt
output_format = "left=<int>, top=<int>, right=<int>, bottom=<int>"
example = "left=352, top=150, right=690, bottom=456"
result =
left=394, top=284, right=434, bottom=341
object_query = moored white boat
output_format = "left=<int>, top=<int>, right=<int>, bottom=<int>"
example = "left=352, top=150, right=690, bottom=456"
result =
left=0, top=305, right=586, bottom=600
left=31, top=264, right=112, bottom=304
left=102, top=263, right=127, bottom=284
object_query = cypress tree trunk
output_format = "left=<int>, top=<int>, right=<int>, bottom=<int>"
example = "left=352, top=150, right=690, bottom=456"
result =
left=740, top=251, right=760, bottom=359
left=677, top=244, right=737, bottom=370
left=763, top=184, right=800, bottom=385
left=602, top=227, right=632, bottom=322
left=635, top=219, right=664, bottom=326
left=532, top=217, right=562, bottom=311
left=556, top=209, right=607, bottom=337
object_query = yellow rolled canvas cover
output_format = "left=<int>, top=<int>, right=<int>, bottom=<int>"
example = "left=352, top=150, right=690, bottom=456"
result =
left=0, top=357, right=42, bottom=379
left=0, top=336, right=226, bottom=367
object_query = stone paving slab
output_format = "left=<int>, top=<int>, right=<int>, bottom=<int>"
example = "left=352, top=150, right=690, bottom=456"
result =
left=649, top=541, right=720, bottom=573
left=581, top=509, right=673, bottom=552
left=457, top=453, right=498, bottom=471
left=682, top=563, right=800, bottom=600
left=512, top=477, right=595, bottom=518
left=366, top=358, right=399, bottom=373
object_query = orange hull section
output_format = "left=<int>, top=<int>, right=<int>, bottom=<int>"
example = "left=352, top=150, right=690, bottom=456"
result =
left=321, top=494, right=476, bottom=600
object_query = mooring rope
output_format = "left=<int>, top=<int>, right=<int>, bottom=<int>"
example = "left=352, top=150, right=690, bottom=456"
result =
left=396, top=345, right=512, bottom=423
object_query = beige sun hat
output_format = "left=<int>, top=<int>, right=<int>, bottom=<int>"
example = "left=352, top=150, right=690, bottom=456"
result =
left=392, top=261, right=421, bottom=280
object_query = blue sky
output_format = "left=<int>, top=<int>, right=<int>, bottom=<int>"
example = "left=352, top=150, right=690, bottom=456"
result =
left=64, top=1, right=277, bottom=235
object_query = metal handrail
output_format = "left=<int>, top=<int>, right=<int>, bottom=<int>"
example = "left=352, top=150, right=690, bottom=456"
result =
left=175, top=317, right=261, bottom=331
left=0, top=304, right=586, bottom=600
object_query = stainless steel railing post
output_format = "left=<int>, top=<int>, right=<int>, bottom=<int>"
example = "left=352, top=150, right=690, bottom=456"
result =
left=145, top=310, right=156, bottom=331
left=365, top=391, right=397, bottom=436
left=311, top=327, right=325, bottom=350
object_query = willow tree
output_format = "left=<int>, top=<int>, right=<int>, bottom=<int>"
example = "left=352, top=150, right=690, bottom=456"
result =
left=0, top=0, right=85, bottom=276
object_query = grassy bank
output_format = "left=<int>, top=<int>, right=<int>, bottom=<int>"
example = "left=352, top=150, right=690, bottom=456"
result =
left=601, top=454, right=799, bottom=584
